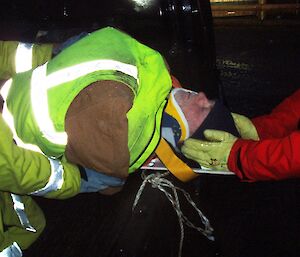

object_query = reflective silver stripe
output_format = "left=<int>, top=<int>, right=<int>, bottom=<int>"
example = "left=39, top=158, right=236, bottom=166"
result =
left=10, top=194, right=36, bottom=233
left=31, top=64, right=68, bottom=145
left=0, top=80, right=43, bottom=153
left=31, top=60, right=138, bottom=146
left=0, top=242, right=22, bottom=257
left=30, top=158, right=64, bottom=196
left=45, top=59, right=138, bottom=89
left=15, top=43, right=33, bottom=73
left=0, top=79, right=12, bottom=100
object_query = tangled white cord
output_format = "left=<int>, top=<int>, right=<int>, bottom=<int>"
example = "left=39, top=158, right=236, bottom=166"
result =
left=132, top=171, right=215, bottom=257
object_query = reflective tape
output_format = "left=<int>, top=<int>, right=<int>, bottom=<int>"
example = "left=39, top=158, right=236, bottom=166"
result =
left=0, top=242, right=22, bottom=257
left=31, top=64, right=68, bottom=146
left=45, top=59, right=138, bottom=89
left=10, top=194, right=36, bottom=233
left=0, top=79, right=42, bottom=153
left=15, top=43, right=33, bottom=73
left=0, top=78, right=12, bottom=100
left=30, top=158, right=64, bottom=196
left=31, top=60, right=138, bottom=146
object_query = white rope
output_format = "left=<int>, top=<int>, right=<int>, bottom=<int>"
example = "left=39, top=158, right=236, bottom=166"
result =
left=132, top=171, right=214, bottom=257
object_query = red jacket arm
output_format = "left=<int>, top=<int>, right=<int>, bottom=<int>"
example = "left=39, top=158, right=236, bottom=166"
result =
left=252, top=89, right=300, bottom=139
left=228, top=131, right=300, bottom=181
left=228, top=89, right=300, bottom=181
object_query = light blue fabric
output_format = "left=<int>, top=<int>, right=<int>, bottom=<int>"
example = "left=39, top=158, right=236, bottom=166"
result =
left=80, top=168, right=125, bottom=193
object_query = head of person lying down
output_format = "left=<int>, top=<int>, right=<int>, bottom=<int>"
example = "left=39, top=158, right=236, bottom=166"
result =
left=162, top=88, right=240, bottom=153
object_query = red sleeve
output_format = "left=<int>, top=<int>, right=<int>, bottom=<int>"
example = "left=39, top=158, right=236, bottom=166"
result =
left=228, top=89, right=300, bottom=181
left=228, top=131, right=300, bottom=181
left=252, top=89, right=300, bottom=139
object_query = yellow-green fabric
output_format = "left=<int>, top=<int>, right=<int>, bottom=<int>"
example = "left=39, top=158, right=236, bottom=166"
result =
left=0, top=41, right=53, bottom=80
left=6, top=27, right=172, bottom=173
left=32, top=43, right=53, bottom=70
left=0, top=192, right=45, bottom=251
left=182, top=129, right=238, bottom=171
left=0, top=114, right=81, bottom=199
left=231, top=113, right=259, bottom=140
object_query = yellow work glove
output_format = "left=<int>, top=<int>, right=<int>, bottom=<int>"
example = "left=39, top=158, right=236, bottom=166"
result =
left=231, top=113, right=259, bottom=140
left=181, top=129, right=238, bottom=171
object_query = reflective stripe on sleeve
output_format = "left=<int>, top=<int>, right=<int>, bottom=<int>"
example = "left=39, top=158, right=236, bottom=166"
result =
left=0, top=242, right=22, bottom=257
left=10, top=194, right=36, bottom=233
left=30, top=158, right=64, bottom=196
left=15, top=43, right=33, bottom=73
left=0, top=78, right=12, bottom=100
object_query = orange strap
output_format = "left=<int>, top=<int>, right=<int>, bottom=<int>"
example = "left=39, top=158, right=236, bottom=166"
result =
left=171, top=75, right=182, bottom=88
left=155, top=138, right=199, bottom=182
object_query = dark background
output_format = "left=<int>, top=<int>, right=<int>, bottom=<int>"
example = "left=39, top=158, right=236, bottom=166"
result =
left=1, top=1, right=300, bottom=256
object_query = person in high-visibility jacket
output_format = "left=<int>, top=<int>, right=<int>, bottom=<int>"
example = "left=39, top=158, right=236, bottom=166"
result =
left=0, top=27, right=172, bottom=255
left=1, top=26, right=172, bottom=187
left=0, top=39, right=74, bottom=257
left=0, top=114, right=47, bottom=256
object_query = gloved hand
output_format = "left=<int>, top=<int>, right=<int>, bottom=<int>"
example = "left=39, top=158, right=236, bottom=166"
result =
left=181, top=129, right=238, bottom=171
left=231, top=113, right=259, bottom=140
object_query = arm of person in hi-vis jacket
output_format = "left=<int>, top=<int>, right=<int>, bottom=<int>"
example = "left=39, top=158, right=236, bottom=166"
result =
left=0, top=193, right=46, bottom=252
left=0, top=114, right=81, bottom=199
left=0, top=41, right=53, bottom=80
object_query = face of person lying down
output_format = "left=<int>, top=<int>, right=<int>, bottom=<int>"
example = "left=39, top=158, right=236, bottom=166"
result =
left=174, top=90, right=215, bottom=136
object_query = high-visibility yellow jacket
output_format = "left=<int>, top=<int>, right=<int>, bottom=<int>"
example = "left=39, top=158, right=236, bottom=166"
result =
left=0, top=192, right=45, bottom=253
left=0, top=41, right=53, bottom=80
left=1, top=27, right=172, bottom=198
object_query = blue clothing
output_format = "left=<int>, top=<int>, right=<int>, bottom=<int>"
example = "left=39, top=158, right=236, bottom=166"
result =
left=80, top=168, right=125, bottom=193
